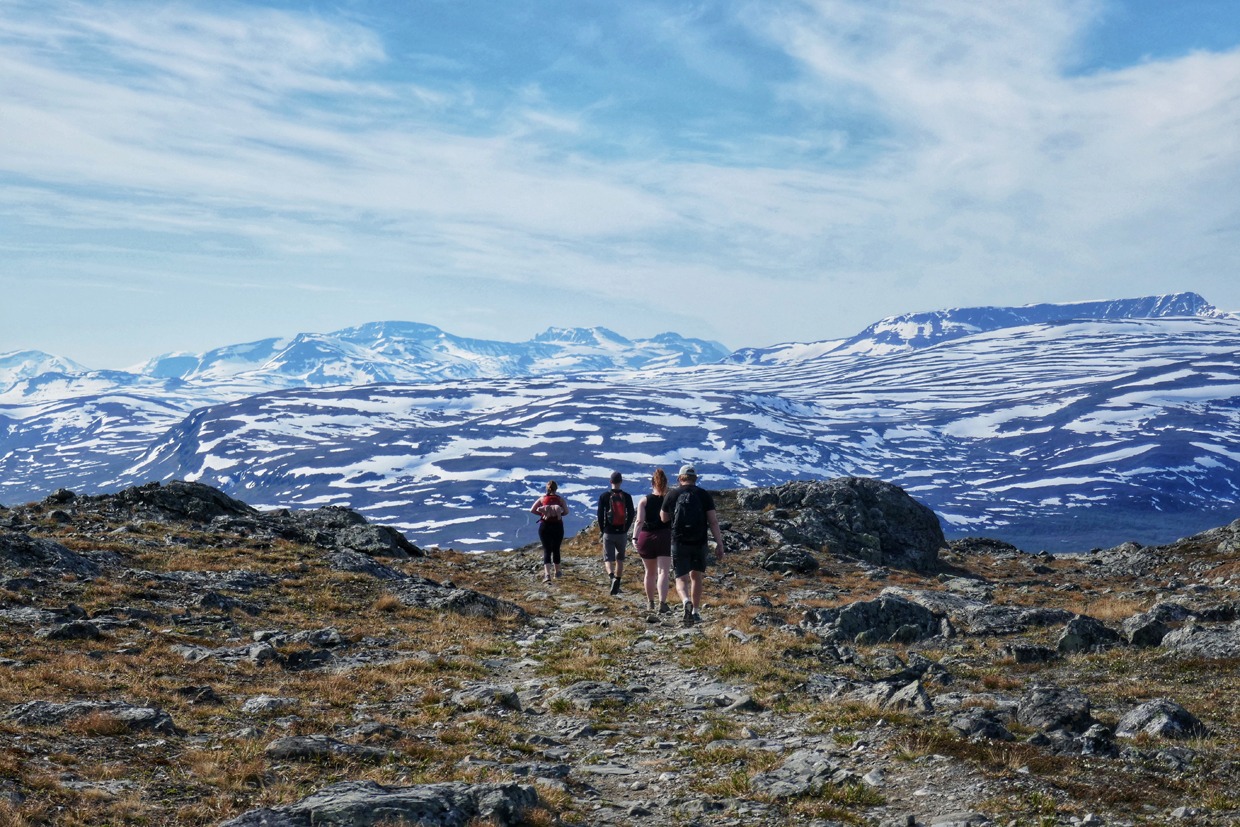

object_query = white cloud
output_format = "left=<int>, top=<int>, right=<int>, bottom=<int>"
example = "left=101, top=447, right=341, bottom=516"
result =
left=1, top=0, right=1238, bottom=365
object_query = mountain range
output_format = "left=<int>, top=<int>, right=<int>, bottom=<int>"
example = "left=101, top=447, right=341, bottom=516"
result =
left=2, top=292, right=1237, bottom=552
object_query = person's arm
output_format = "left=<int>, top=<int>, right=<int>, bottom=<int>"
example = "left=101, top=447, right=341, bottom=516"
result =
left=557, top=495, right=568, bottom=516
left=633, top=496, right=646, bottom=542
left=625, top=492, right=636, bottom=532
left=531, top=497, right=544, bottom=516
left=597, top=494, right=606, bottom=534
left=707, top=509, right=725, bottom=561
left=659, top=490, right=674, bottom=525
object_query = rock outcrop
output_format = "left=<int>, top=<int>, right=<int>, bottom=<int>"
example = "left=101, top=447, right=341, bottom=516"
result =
left=733, top=476, right=945, bottom=570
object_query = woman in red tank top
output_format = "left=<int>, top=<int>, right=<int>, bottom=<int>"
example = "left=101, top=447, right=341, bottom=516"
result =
left=530, top=480, right=568, bottom=582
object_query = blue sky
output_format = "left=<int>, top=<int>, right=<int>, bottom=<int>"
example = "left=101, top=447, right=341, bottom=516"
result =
left=2, top=0, right=1238, bottom=368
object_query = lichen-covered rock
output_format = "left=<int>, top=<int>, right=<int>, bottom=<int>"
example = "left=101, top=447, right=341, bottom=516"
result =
left=1016, top=685, right=1093, bottom=734
left=218, top=780, right=539, bottom=827
left=0, top=532, right=101, bottom=578
left=736, top=477, right=944, bottom=570
left=1116, top=699, right=1208, bottom=740
left=264, top=735, right=394, bottom=763
left=759, top=545, right=820, bottom=573
left=1161, top=620, right=1240, bottom=659
left=109, top=481, right=257, bottom=522
left=548, top=681, right=633, bottom=711
left=813, top=593, right=944, bottom=644
left=4, top=700, right=181, bottom=736
left=1057, top=615, right=1121, bottom=654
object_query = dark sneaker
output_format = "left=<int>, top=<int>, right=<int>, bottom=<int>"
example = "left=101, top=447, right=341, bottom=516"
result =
left=658, top=602, right=671, bottom=614
left=692, top=610, right=702, bottom=624
left=682, top=602, right=695, bottom=627
left=609, top=576, right=621, bottom=596
left=647, top=600, right=657, bottom=612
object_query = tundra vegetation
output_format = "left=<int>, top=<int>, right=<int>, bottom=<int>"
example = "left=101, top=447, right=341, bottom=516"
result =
left=0, top=479, right=1237, bottom=826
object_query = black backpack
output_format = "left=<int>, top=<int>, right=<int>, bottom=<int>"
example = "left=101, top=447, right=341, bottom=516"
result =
left=671, top=487, right=706, bottom=543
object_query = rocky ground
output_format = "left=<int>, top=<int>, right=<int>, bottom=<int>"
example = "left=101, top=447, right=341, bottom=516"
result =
left=2, top=478, right=1240, bottom=826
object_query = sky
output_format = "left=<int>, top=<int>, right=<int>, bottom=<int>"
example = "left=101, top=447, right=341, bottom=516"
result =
left=2, top=0, right=1239, bottom=369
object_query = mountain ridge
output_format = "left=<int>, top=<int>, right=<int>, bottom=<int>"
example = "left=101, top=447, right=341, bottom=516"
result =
left=1, top=292, right=1236, bottom=552
left=725, top=291, right=1229, bottom=364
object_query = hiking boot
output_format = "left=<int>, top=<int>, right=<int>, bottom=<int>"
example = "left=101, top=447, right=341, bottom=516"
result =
left=682, top=602, right=695, bottom=627
left=609, top=576, right=621, bottom=596
left=647, top=599, right=657, bottom=612
left=658, top=601, right=671, bottom=614
left=692, top=609, right=702, bottom=624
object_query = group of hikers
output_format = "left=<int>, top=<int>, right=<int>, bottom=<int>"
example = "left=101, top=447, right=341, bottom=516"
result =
left=529, top=465, right=726, bottom=627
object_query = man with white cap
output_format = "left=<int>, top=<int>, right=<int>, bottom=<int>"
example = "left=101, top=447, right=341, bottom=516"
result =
left=659, top=464, right=725, bottom=626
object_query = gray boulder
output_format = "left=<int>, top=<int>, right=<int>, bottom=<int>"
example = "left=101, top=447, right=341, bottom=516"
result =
left=880, top=586, right=1073, bottom=636
left=1057, top=615, right=1121, bottom=654
left=326, top=550, right=407, bottom=580
left=392, top=579, right=526, bottom=620
left=34, top=620, right=103, bottom=641
left=950, top=709, right=1014, bottom=742
left=1121, top=611, right=1170, bottom=647
left=1016, top=685, right=1093, bottom=734
left=335, top=524, right=421, bottom=559
left=1116, top=699, right=1208, bottom=740
left=452, top=683, right=522, bottom=712
left=241, top=695, right=300, bottom=715
left=882, top=680, right=934, bottom=713
left=759, top=546, right=819, bottom=573
left=0, top=532, right=101, bottom=578
left=265, top=735, right=393, bottom=763
left=749, top=746, right=843, bottom=799
left=109, top=481, right=257, bottom=522
left=5, top=700, right=181, bottom=736
left=1161, top=620, right=1240, bottom=658
left=548, top=681, right=632, bottom=711
left=737, top=477, right=944, bottom=570
left=218, top=780, right=539, bottom=827
left=816, top=593, right=944, bottom=644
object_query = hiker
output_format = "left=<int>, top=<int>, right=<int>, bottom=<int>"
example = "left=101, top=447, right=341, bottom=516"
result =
left=633, top=467, right=673, bottom=613
left=531, top=480, right=568, bottom=582
left=596, top=471, right=635, bottom=595
left=660, top=464, right=725, bottom=627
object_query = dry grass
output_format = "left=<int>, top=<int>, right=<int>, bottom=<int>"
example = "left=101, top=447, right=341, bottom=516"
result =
left=1056, top=595, right=1150, bottom=622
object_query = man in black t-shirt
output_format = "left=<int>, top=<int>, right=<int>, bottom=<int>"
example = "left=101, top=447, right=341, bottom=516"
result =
left=660, top=464, right=725, bottom=627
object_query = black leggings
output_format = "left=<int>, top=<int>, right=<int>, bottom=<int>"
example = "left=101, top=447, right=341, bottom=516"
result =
left=539, top=520, right=564, bottom=566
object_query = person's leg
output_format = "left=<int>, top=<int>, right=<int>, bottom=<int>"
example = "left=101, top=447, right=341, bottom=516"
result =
left=656, top=556, right=671, bottom=604
left=671, top=541, right=696, bottom=624
left=642, top=557, right=658, bottom=605
left=550, top=523, right=563, bottom=578
left=689, top=570, right=704, bottom=608
left=540, top=527, right=553, bottom=581
left=602, top=537, right=616, bottom=579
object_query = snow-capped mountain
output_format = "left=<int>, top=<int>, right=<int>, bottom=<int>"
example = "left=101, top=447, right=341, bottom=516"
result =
left=130, top=323, right=730, bottom=388
left=0, top=350, right=87, bottom=389
left=727, top=292, right=1229, bottom=364
left=2, top=293, right=1236, bottom=552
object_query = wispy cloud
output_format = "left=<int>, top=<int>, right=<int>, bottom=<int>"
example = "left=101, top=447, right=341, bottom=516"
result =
left=1, top=0, right=1238, bottom=365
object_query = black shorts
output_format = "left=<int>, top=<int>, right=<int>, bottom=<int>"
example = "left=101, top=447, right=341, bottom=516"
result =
left=671, top=540, right=708, bottom=578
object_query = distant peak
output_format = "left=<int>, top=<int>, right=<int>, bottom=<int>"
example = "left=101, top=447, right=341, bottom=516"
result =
left=532, top=326, right=629, bottom=345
